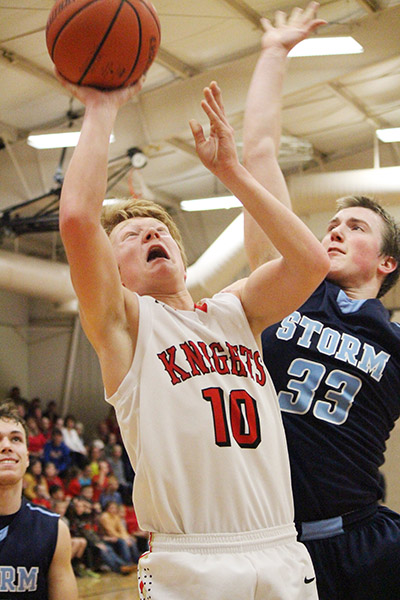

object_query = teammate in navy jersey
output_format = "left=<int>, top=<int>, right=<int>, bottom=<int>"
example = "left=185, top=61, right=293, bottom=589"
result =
left=242, top=3, right=400, bottom=598
left=57, top=65, right=329, bottom=599
left=0, top=403, right=77, bottom=599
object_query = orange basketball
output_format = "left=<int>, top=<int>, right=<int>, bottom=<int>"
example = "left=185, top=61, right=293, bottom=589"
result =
left=46, top=0, right=161, bottom=89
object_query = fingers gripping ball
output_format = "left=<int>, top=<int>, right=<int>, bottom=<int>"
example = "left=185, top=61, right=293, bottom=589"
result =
left=46, top=0, right=161, bottom=89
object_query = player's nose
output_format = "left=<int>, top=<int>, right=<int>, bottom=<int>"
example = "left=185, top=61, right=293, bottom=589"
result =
left=144, top=228, right=160, bottom=241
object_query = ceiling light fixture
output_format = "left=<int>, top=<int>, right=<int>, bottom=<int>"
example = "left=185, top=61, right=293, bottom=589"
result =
left=376, top=128, right=400, bottom=143
left=288, top=36, right=363, bottom=57
left=27, top=129, right=115, bottom=149
left=180, top=196, right=241, bottom=212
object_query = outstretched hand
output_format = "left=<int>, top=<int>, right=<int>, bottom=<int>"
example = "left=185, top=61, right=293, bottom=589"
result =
left=261, top=1, right=326, bottom=53
left=189, top=81, right=239, bottom=181
left=54, top=69, right=144, bottom=110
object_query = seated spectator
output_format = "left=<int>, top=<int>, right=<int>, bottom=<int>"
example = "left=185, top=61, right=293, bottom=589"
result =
left=120, top=504, right=149, bottom=555
left=99, top=501, right=140, bottom=566
left=67, top=497, right=135, bottom=576
left=26, top=416, right=47, bottom=460
left=40, top=416, right=52, bottom=441
left=92, top=460, right=110, bottom=503
left=53, top=499, right=89, bottom=578
left=79, top=464, right=93, bottom=487
left=99, top=476, right=123, bottom=510
left=44, top=461, right=64, bottom=490
left=63, top=466, right=82, bottom=499
left=43, top=399, right=59, bottom=423
left=88, top=444, right=103, bottom=478
left=23, top=458, right=49, bottom=501
left=49, top=484, right=65, bottom=504
left=62, top=414, right=88, bottom=469
left=106, top=443, right=133, bottom=505
left=31, top=483, right=52, bottom=510
left=43, top=427, right=70, bottom=477
left=97, top=420, right=110, bottom=446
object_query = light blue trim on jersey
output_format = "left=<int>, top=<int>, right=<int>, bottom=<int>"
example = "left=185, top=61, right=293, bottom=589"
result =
left=0, top=526, right=9, bottom=542
left=26, top=503, right=59, bottom=518
left=337, top=290, right=367, bottom=314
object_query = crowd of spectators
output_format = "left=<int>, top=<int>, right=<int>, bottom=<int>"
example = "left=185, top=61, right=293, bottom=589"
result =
left=3, top=386, right=148, bottom=579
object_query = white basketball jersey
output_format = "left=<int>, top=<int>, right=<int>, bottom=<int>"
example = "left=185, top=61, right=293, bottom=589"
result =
left=106, top=292, right=294, bottom=534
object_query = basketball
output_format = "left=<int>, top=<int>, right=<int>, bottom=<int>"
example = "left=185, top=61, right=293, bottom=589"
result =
left=46, top=0, right=161, bottom=89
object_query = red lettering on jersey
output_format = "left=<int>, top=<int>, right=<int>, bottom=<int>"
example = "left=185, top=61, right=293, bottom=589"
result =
left=157, top=346, right=191, bottom=385
left=226, top=342, right=247, bottom=376
left=180, top=341, right=211, bottom=376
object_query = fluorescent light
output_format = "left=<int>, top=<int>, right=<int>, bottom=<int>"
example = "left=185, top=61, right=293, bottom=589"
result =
left=376, top=128, right=400, bottom=143
left=180, top=196, right=242, bottom=212
left=27, top=131, right=115, bottom=149
left=288, top=37, right=363, bottom=57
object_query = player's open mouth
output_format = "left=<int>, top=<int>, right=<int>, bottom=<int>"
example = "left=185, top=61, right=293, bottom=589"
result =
left=0, top=459, right=18, bottom=464
left=147, top=246, right=169, bottom=262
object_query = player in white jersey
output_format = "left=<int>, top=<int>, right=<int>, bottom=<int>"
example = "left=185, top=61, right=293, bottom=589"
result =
left=58, top=69, right=330, bottom=599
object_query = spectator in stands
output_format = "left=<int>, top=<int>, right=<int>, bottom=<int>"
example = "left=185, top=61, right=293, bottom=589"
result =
left=63, top=465, right=82, bottom=499
left=23, top=457, right=49, bottom=501
left=44, top=461, right=64, bottom=490
left=41, top=415, right=52, bottom=441
left=53, top=499, right=89, bottom=579
left=31, top=482, right=52, bottom=509
left=92, top=459, right=110, bottom=503
left=107, top=443, right=133, bottom=504
left=26, top=415, right=47, bottom=459
left=43, top=427, right=70, bottom=476
left=78, top=464, right=93, bottom=487
left=88, top=444, right=103, bottom=478
left=67, top=497, right=136, bottom=575
left=99, top=475, right=123, bottom=510
left=99, top=501, right=141, bottom=565
left=62, top=414, right=88, bottom=469
left=43, top=400, right=59, bottom=424
left=49, top=484, right=66, bottom=504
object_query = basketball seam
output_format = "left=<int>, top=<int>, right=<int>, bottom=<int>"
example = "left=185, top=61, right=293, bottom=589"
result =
left=120, top=0, right=143, bottom=86
left=49, top=0, right=101, bottom=60
left=136, top=0, right=161, bottom=38
left=79, top=0, right=131, bottom=86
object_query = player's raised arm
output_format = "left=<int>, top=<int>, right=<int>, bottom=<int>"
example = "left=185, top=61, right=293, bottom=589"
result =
left=58, top=77, right=143, bottom=392
left=190, top=82, right=330, bottom=335
left=243, top=2, right=326, bottom=269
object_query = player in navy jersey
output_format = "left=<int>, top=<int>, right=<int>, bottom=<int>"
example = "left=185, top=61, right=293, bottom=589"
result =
left=242, top=3, right=400, bottom=599
left=0, top=403, right=77, bottom=599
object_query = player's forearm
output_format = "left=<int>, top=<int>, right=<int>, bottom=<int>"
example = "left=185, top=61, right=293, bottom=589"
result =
left=60, top=102, right=117, bottom=227
left=243, top=47, right=289, bottom=166
left=223, top=164, right=328, bottom=278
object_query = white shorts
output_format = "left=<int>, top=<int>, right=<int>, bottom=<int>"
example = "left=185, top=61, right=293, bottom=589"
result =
left=137, top=524, right=318, bottom=600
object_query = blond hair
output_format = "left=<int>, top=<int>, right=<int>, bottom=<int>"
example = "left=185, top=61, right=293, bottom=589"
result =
left=101, top=199, right=187, bottom=267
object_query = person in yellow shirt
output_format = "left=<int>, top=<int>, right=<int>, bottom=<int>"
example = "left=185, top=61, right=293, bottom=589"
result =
left=99, top=500, right=140, bottom=564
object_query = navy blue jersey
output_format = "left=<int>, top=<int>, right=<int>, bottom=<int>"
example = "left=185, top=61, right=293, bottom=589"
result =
left=262, top=280, right=400, bottom=522
left=0, top=498, right=59, bottom=598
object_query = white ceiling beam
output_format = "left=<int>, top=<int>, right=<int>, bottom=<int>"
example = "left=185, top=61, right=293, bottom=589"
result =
left=219, top=0, right=263, bottom=29
left=354, top=0, right=381, bottom=13
left=156, top=48, right=200, bottom=79
left=0, top=46, right=59, bottom=90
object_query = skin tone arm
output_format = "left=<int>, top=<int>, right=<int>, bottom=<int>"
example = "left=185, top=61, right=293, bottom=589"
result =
left=58, top=77, right=144, bottom=395
left=190, top=83, right=330, bottom=336
left=48, top=519, right=78, bottom=600
left=243, top=2, right=326, bottom=269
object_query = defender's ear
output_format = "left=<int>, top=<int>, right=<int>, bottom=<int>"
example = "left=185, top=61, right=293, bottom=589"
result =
left=378, top=255, right=397, bottom=275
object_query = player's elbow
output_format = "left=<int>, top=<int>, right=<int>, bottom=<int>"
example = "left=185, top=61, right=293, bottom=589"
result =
left=243, top=137, right=276, bottom=168
left=309, top=245, right=330, bottom=286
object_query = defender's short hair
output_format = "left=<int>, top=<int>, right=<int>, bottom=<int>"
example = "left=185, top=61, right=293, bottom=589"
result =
left=0, top=401, right=28, bottom=445
left=101, top=199, right=187, bottom=268
left=336, top=195, right=400, bottom=298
